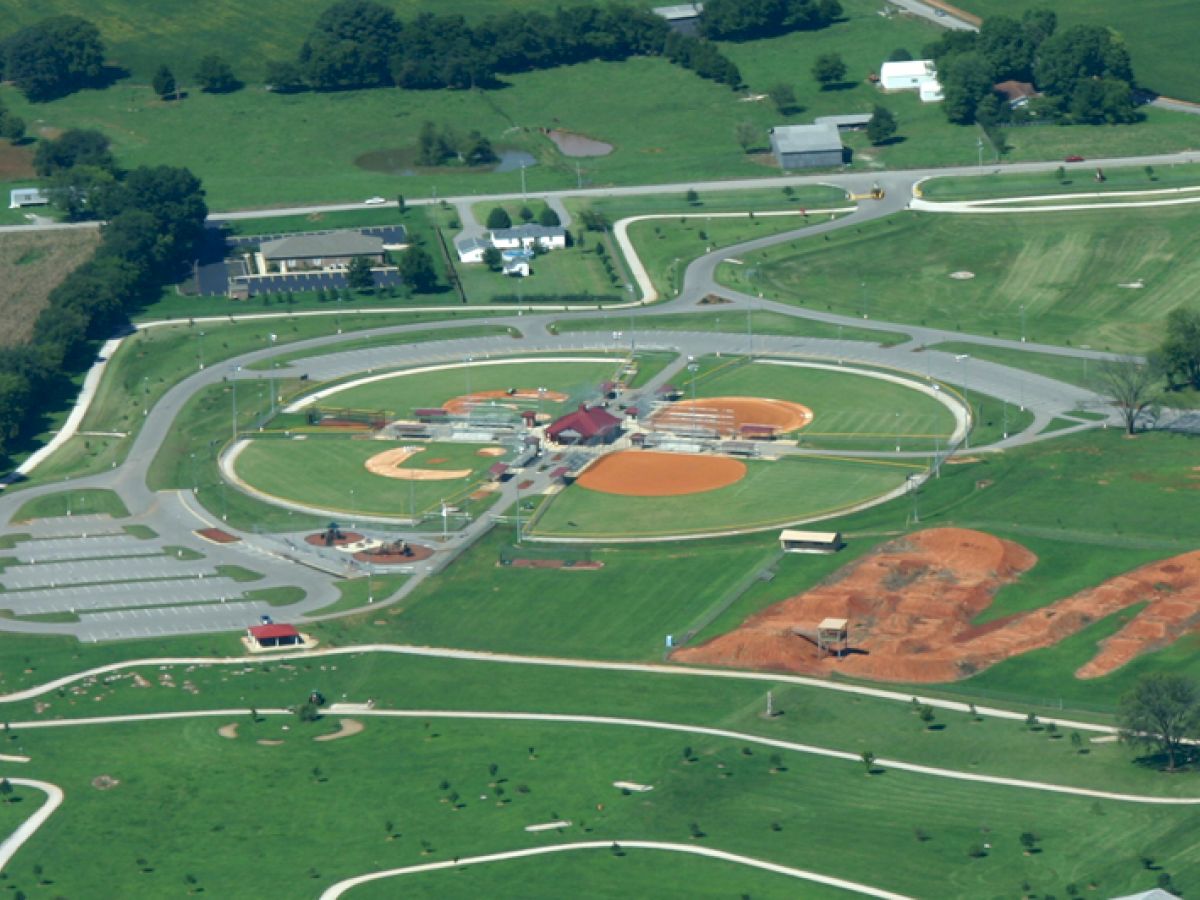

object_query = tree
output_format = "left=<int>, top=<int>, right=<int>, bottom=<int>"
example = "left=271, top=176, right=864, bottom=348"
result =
left=1119, top=673, right=1200, bottom=770
left=346, top=255, right=374, bottom=291
left=297, top=700, right=321, bottom=722
left=264, top=59, right=306, bottom=92
left=888, top=47, right=913, bottom=62
left=578, top=207, right=610, bottom=232
left=485, top=207, right=512, bottom=230
left=300, top=0, right=402, bottom=89
left=482, top=247, right=502, bottom=271
left=940, top=52, right=996, bottom=124
left=811, top=52, right=847, bottom=89
left=34, top=128, right=116, bottom=176
left=860, top=750, right=876, bottom=774
left=1019, top=831, right=1039, bottom=854
left=4, top=15, right=106, bottom=101
left=685, top=189, right=700, bottom=205
left=866, top=106, right=897, bottom=144
left=396, top=194, right=406, bottom=213
left=1158, top=307, right=1200, bottom=391
left=152, top=65, right=176, bottom=100
left=735, top=120, right=758, bottom=153
left=918, top=705, right=936, bottom=728
left=399, top=246, right=437, bottom=293
left=768, top=82, right=797, bottom=114
left=195, top=54, right=240, bottom=93
left=517, top=205, right=534, bottom=223
left=0, top=778, right=12, bottom=803
left=538, top=206, right=560, bottom=227
left=461, top=130, right=496, bottom=166
left=1096, top=356, right=1161, bottom=434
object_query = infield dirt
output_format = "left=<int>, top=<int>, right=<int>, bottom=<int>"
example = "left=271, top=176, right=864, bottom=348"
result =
left=673, top=528, right=1200, bottom=682
left=577, top=450, right=746, bottom=496
left=650, top=396, right=812, bottom=435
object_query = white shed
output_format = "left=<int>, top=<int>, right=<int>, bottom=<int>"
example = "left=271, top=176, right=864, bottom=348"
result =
left=879, top=60, right=937, bottom=91
left=919, top=79, right=944, bottom=103
left=9, top=187, right=48, bottom=209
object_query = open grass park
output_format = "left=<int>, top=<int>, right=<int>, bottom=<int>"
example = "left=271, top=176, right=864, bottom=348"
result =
left=4, top=0, right=1200, bottom=896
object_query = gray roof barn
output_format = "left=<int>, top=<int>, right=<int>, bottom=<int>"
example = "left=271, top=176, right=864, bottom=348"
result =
left=769, top=123, right=844, bottom=170
left=261, top=231, right=384, bottom=261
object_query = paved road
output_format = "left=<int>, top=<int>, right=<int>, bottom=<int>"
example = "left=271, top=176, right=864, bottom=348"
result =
left=0, top=779, right=62, bottom=874
left=320, top=840, right=915, bottom=900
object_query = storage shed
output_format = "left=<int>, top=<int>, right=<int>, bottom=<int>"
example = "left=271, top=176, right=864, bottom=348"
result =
left=768, top=123, right=845, bottom=170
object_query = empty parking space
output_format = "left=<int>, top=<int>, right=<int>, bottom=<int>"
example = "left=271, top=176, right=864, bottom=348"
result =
left=0, top=578, right=248, bottom=615
left=0, top=558, right=214, bottom=591
left=17, top=516, right=124, bottom=539
left=11, top=535, right=161, bottom=564
left=77, top=601, right=277, bottom=642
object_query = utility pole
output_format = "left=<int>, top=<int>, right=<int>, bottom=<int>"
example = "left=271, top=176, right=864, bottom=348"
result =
left=231, top=378, right=238, bottom=441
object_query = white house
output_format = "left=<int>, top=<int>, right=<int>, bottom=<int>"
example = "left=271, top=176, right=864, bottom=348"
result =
left=9, top=187, right=48, bottom=209
left=919, top=79, right=944, bottom=103
left=489, top=224, right=566, bottom=252
left=879, top=59, right=937, bottom=91
left=455, top=236, right=491, bottom=263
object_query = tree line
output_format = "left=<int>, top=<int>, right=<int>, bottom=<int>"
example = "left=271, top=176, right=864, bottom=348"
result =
left=0, top=131, right=208, bottom=460
left=925, top=9, right=1139, bottom=133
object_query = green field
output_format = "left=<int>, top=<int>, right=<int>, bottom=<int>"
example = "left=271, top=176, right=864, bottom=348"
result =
left=531, top=454, right=914, bottom=540
left=9, top=489, right=130, bottom=522
left=721, top=207, right=1200, bottom=351
left=233, top=438, right=502, bottom=518
left=955, top=0, right=1200, bottom=103
left=322, top=359, right=621, bottom=415
left=921, top=163, right=1200, bottom=201
left=695, top=360, right=959, bottom=451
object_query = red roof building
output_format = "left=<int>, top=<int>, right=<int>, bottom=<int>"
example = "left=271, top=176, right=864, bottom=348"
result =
left=248, top=623, right=302, bottom=648
left=545, top=404, right=622, bottom=445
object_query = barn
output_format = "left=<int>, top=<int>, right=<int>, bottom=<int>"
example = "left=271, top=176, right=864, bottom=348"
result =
left=546, top=405, right=622, bottom=445
left=768, top=123, right=845, bottom=170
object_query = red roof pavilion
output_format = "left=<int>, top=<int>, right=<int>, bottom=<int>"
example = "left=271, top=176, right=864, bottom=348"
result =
left=545, top=405, right=622, bottom=444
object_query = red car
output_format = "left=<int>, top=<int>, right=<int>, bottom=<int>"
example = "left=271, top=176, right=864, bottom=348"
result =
left=1064, top=154, right=1085, bottom=162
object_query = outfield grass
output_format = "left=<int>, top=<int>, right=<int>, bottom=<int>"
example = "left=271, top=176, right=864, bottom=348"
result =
left=323, top=359, right=622, bottom=414
left=234, top=438, right=504, bottom=518
left=531, top=455, right=914, bottom=540
left=10, top=489, right=129, bottom=523
left=696, top=361, right=958, bottom=452
left=721, top=207, right=1200, bottom=351
left=955, top=0, right=1200, bottom=103
left=921, top=163, right=1200, bottom=201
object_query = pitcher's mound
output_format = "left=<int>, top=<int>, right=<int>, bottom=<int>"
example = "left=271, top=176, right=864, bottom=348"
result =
left=578, top=450, right=746, bottom=496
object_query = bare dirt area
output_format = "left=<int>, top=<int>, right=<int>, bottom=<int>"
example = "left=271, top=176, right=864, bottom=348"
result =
left=304, top=531, right=364, bottom=547
left=365, top=446, right=470, bottom=481
left=353, top=541, right=434, bottom=564
left=577, top=450, right=746, bottom=497
left=545, top=129, right=613, bottom=157
left=674, top=529, right=1200, bottom=682
left=0, top=142, right=35, bottom=179
left=91, top=775, right=120, bottom=790
left=0, top=229, right=103, bottom=347
left=314, top=718, right=364, bottom=742
left=218, top=723, right=239, bottom=739
left=477, top=447, right=507, bottom=457
left=196, top=528, right=239, bottom=544
left=650, top=396, right=813, bottom=436
left=444, top=389, right=569, bottom=416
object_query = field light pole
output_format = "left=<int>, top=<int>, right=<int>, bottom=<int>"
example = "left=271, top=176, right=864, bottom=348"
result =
left=1020, top=304, right=1026, bottom=343
left=976, top=136, right=984, bottom=168
left=956, top=354, right=971, bottom=450
left=687, top=360, right=699, bottom=403
left=514, top=479, right=522, bottom=545
left=907, top=474, right=920, bottom=524
left=197, top=330, right=205, bottom=370
left=860, top=280, right=868, bottom=319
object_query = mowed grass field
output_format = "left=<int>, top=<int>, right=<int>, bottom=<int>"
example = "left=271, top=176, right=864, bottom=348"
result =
left=531, top=454, right=914, bottom=539
left=955, top=0, right=1200, bottom=102
left=321, top=359, right=622, bottom=415
left=0, top=228, right=101, bottom=347
left=12, top=691, right=1200, bottom=898
left=233, top=438, right=502, bottom=517
left=697, top=360, right=959, bottom=451
left=721, top=207, right=1200, bottom=351
left=921, top=163, right=1200, bottom=201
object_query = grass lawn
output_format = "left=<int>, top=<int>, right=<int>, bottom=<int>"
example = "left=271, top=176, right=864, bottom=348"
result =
left=531, top=454, right=914, bottom=540
left=624, top=351, right=677, bottom=389
left=0, top=228, right=101, bottom=348
left=566, top=186, right=849, bottom=221
left=930, top=341, right=1103, bottom=390
left=244, top=324, right=519, bottom=371
left=696, top=361, right=958, bottom=452
left=954, top=0, right=1200, bottom=103
left=553, top=310, right=908, bottom=345
left=324, top=359, right=622, bottom=414
left=458, top=245, right=621, bottom=303
left=627, top=212, right=848, bottom=298
left=10, top=489, right=129, bottom=523
left=233, top=438, right=504, bottom=518
left=218, top=207, right=408, bottom=235
left=722, top=207, right=1200, bottom=351
left=921, top=162, right=1200, bottom=201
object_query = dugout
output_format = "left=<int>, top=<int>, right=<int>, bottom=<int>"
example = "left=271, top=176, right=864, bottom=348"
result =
left=779, top=529, right=843, bottom=554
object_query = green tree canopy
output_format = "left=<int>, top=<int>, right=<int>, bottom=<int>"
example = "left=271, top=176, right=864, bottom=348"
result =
left=1119, top=673, right=1200, bottom=770
left=346, top=255, right=374, bottom=291
left=811, top=52, right=847, bottom=89
left=866, top=106, right=897, bottom=145
left=399, top=246, right=438, bottom=293
left=538, top=206, right=561, bottom=227
left=34, top=129, right=116, bottom=176
left=1158, top=307, right=1200, bottom=391
left=195, top=55, right=240, bottom=93
left=486, top=207, right=512, bottom=230
left=152, top=65, right=176, bottom=99
left=3, top=15, right=105, bottom=102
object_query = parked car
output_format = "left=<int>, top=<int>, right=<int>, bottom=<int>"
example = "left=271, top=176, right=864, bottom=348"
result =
left=1064, top=155, right=1085, bottom=162
left=364, top=196, right=387, bottom=205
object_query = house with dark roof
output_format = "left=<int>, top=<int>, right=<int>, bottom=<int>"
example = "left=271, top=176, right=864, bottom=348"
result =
left=260, top=231, right=386, bottom=273
left=545, top=404, right=622, bottom=445
left=455, top=235, right=491, bottom=263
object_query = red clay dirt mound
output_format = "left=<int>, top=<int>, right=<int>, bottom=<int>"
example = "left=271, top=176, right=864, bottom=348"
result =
left=673, top=529, right=1200, bottom=682
left=650, top=396, right=812, bottom=436
left=577, top=450, right=746, bottom=497
left=444, top=389, right=569, bottom=416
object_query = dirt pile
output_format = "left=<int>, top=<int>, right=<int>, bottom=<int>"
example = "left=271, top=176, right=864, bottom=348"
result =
left=673, top=528, right=1200, bottom=682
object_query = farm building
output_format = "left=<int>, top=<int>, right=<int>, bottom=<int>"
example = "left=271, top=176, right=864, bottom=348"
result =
left=768, top=123, right=844, bottom=170
left=814, top=113, right=873, bottom=130
left=879, top=59, right=937, bottom=91
left=652, top=3, right=704, bottom=34
left=490, top=224, right=567, bottom=252
left=546, top=404, right=622, bottom=445
left=8, top=187, right=48, bottom=209
left=994, top=80, right=1038, bottom=108
left=778, top=529, right=843, bottom=554
left=260, top=232, right=386, bottom=273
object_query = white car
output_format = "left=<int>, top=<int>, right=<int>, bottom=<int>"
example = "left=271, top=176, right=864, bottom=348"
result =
left=364, top=196, right=387, bottom=205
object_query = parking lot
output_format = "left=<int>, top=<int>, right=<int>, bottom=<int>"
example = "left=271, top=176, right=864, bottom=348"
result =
left=11, top=534, right=165, bottom=564
left=76, top=601, right=278, bottom=643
